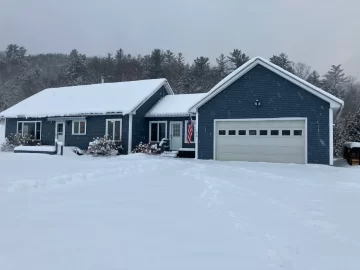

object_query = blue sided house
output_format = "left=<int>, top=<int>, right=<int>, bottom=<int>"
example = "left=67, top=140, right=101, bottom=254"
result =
left=0, top=57, right=344, bottom=165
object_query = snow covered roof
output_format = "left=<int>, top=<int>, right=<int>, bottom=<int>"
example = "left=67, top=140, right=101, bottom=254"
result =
left=146, top=93, right=207, bottom=117
left=190, top=57, right=344, bottom=116
left=0, top=79, right=173, bottom=118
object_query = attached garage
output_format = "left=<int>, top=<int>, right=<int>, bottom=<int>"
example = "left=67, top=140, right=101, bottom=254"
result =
left=214, top=119, right=306, bottom=164
left=190, top=57, right=344, bottom=165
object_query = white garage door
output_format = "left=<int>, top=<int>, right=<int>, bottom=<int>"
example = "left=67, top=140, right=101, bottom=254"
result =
left=215, top=119, right=306, bottom=164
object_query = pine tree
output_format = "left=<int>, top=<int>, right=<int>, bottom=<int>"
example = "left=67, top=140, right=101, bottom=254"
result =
left=322, top=64, right=349, bottom=98
left=307, top=70, right=322, bottom=87
left=270, top=53, right=294, bottom=73
left=215, top=54, right=228, bottom=79
left=64, top=49, right=95, bottom=86
left=148, top=49, right=164, bottom=79
left=227, top=49, right=249, bottom=70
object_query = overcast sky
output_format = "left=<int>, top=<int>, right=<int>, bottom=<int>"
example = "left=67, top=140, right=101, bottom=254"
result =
left=1, top=0, right=359, bottom=76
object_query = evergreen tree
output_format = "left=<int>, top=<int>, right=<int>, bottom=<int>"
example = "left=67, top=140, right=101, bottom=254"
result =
left=63, top=49, right=95, bottom=86
left=147, top=49, right=164, bottom=79
left=322, top=64, right=349, bottom=98
left=307, top=70, right=322, bottom=87
left=227, top=49, right=249, bottom=70
left=270, top=53, right=294, bottom=73
left=215, top=53, right=228, bottom=79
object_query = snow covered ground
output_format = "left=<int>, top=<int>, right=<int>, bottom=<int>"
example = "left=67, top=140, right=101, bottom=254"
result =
left=0, top=151, right=360, bottom=270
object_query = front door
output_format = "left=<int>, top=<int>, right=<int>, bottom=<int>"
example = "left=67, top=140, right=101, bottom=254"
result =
left=55, top=122, right=65, bottom=145
left=170, top=121, right=182, bottom=150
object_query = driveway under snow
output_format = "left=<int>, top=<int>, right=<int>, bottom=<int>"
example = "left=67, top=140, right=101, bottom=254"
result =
left=0, top=151, right=359, bottom=270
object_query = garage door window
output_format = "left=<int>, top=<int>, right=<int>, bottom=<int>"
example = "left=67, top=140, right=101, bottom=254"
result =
left=282, top=130, right=291, bottom=136
left=219, top=130, right=226, bottom=135
left=260, top=130, right=268, bottom=135
left=271, top=130, right=279, bottom=136
left=294, top=130, right=303, bottom=136
left=228, top=130, right=236, bottom=135
left=238, top=130, right=246, bottom=135
left=249, top=130, right=257, bottom=135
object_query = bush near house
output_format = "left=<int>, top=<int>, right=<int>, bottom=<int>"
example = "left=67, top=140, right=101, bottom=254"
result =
left=0, top=133, right=40, bottom=152
left=86, top=135, right=123, bottom=156
left=134, top=142, right=161, bottom=155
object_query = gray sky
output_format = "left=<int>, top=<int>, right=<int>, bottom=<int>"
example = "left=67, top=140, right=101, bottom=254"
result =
left=1, top=0, right=359, bottom=77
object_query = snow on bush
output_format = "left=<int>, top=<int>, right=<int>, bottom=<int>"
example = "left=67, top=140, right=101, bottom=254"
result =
left=1, top=133, right=40, bottom=152
left=86, top=135, right=122, bottom=156
left=134, top=142, right=161, bottom=155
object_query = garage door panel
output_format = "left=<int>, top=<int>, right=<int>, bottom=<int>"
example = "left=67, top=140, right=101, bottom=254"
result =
left=217, top=145, right=305, bottom=155
left=216, top=120, right=305, bottom=130
left=217, top=152, right=305, bottom=164
left=215, top=119, right=306, bottom=164
left=216, top=137, right=305, bottom=147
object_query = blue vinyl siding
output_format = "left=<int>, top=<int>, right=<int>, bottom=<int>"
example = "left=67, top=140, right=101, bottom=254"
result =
left=197, top=64, right=330, bottom=164
left=5, top=114, right=128, bottom=152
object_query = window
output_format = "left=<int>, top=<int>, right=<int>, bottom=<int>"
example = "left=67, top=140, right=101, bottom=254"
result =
left=184, top=121, right=196, bottom=143
left=260, top=130, right=268, bottom=135
left=228, top=130, right=236, bottom=135
left=72, top=120, right=86, bottom=135
left=17, top=121, right=41, bottom=140
left=149, top=121, right=167, bottom=142
left=238, top=130, right=246, bottom=135
left=106, top=119, right=122, bottom=141
left=249, top=130, right=257, bottom=135
left=218, top=130, right=226, bottom=135
left=282, top=130, right=291, bottom=136
left=271, top=130, right=279, bottom=136
left=294, top=130, right=303, bottom=136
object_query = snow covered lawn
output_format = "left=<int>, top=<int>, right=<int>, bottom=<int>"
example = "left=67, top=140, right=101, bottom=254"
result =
left=0, top=151, right=360, bottom=270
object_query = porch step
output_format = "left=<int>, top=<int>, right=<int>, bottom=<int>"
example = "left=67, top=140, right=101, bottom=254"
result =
left=161, top=151, right=179, bottom=158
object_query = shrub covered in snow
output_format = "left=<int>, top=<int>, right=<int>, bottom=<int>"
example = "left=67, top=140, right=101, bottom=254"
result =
left=134, top=142, right=161, bottom=155
left=1, top=133, right=40, bottom=152
left=86, top=136, right=122, bottom=156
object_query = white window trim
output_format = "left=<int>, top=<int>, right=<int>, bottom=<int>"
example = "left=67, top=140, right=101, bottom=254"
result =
left=149, top=121, right=167, bottom=143
left=16, top=121, right=42, bottom=140
left=72, top=120, right=87, bottom=135
left=184, top=120, right=196, bottom=143
left=105, top=119, right=122, bottom=141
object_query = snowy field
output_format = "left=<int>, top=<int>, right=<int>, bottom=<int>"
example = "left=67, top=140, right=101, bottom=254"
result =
left=0, top=151, right=360, bottom=270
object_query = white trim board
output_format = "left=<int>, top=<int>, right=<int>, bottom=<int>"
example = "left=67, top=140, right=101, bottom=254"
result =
left=195, top=111, right=199, bottom=159
left=128, top=114, right=133, bottom=154
left=213, top=117, right=308, bottom=164
left=329, top=108, right=334, bottom=165
left=190, top=57, right=343, bottom=113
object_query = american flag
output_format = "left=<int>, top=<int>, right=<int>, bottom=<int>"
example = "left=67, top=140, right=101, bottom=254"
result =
left=187, top=115, right=194, bottom=144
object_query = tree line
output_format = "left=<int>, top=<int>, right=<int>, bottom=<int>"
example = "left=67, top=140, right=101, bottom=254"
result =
left=0, top=44, right=359, bottom=156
